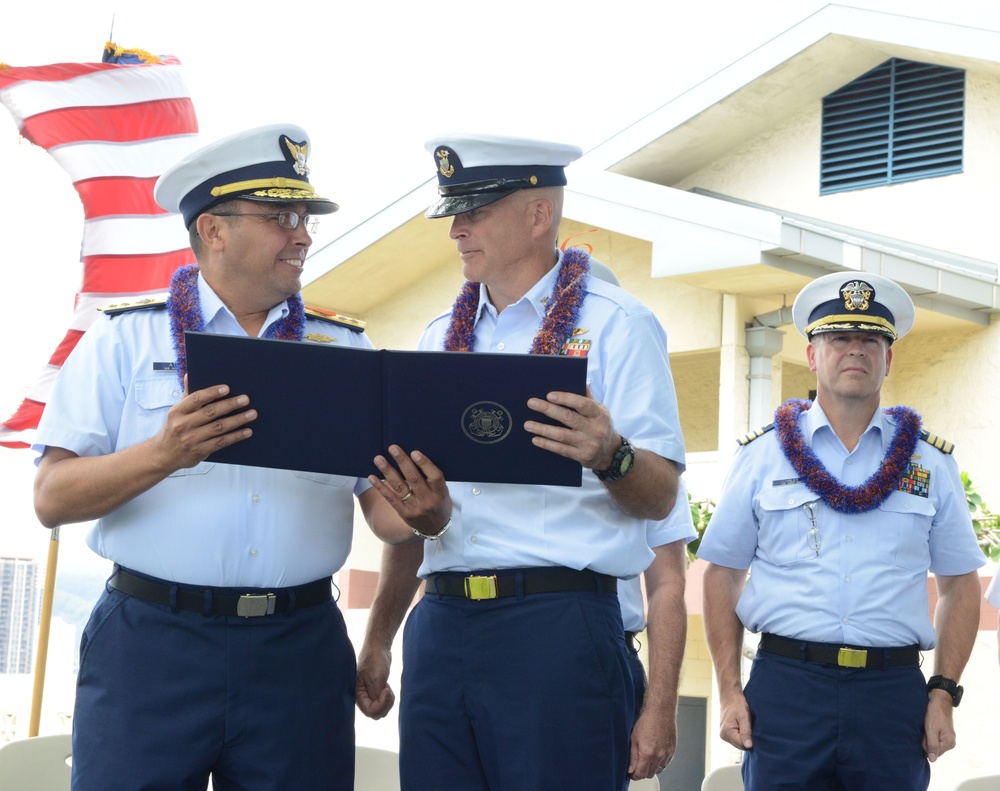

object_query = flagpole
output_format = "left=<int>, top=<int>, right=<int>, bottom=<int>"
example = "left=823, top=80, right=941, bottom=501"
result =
left=29, top=526, right=60, bottom=737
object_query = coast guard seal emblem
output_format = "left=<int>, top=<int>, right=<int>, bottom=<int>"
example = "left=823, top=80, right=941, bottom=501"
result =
left=461, top=401, right=512, bottom=445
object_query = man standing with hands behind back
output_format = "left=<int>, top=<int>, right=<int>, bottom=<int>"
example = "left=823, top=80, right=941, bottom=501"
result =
left=358, top=133, right=686, bottom=791
left=700, top=272, right=984, bottom=791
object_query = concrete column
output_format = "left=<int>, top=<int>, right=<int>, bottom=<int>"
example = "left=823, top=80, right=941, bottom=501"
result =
left=718, top=294, right=749, bottom=447
left=745, top=326, right=786, bottom=429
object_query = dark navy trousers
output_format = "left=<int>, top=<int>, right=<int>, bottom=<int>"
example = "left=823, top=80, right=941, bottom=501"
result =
left=71, top=580, right=356, bottom=791
left=399, top=582, right=633, bottom=791
left=742, top=648, right=930, bottom=791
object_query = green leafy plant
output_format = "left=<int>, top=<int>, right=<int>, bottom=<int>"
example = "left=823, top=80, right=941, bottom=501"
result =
left=686, top=493, right=714, bottom=564
left=963, top=472, right=1000, bottom=562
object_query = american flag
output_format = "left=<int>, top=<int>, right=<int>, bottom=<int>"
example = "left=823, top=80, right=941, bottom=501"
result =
left=0, top=42, right=198, bottom=448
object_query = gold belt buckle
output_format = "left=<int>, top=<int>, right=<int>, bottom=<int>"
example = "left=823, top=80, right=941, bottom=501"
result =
left=237, top=593, right=276, bottom=617
left=838, top=647, right=868, bottom=668
left=463, top=575, right=498, bottom=600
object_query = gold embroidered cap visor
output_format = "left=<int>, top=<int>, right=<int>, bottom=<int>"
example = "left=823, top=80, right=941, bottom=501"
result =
left=424, top=134, right=583, bottom=219
left=154, top=123, right=338, bottom=229
left=791, top=271, right=915, bottom=343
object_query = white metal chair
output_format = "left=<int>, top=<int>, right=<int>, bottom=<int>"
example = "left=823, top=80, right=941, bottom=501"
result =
left=701, top=763, right=744, bottom=791
left=355, top=745, right=401, bottom=790
left=953, top=776, right=1000, bottom=791
left=0, top=733, right=72, bottom=791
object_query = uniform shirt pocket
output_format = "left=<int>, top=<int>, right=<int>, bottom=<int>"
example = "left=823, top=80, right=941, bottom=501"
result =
left=131, top=375, right=214, bottom=477
left=876, top=491, right=934, bottom=570
left=757, top=485, right=821, bottom=566
left=292, top=470, right=353, bottom=488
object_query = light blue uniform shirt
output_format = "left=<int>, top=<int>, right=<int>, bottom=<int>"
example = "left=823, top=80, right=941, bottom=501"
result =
left=415, top=254, right=685, bottom=580
left=35, top=274, right=374, bottom=588
left=698, top=401, right=984, bottom=649
left=619, top=477, right=698, bottom=633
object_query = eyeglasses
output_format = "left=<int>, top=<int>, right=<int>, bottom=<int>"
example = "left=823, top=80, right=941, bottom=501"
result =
left=803, top=501, right=821, bottom=556
left=211, top=210, right=319, bottom=233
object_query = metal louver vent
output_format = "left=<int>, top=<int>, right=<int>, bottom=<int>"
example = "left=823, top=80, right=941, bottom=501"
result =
left=821, top=58, right=964, bottom=194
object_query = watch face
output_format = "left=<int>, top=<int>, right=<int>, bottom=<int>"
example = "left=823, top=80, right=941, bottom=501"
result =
left=619, top=451, right=634, bottom=477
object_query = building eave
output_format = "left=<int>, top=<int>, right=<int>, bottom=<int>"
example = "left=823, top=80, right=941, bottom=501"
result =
left=581, top=4, right=1000, bottom=186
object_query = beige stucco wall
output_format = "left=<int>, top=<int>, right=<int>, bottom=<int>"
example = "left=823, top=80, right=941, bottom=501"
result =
left=673, top=71, right=1000, bottom=264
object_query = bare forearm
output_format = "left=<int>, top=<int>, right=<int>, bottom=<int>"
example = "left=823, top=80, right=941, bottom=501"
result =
left=35, top=384, right=261, bottom=528
left=932, top=571, right=982, bottom=680
left=603, top=451, right=678, bottom=520
left=703, top=563, right=749, bottom=697
left=34, top=443, right=176, bottom=528
left=642, top=542, right=687, bottom=712
left=362, top=542, right=425, bottom=650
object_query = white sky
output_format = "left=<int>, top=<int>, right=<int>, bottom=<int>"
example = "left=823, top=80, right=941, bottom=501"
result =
left=2, top=0, right=999, bottom=572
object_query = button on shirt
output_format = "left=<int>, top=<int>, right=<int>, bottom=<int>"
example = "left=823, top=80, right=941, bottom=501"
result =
left=416, top=254, right=686, bottom=580
left=698, top=401, right=984, bottom=649
left=34, top=274, right=374, bottom=588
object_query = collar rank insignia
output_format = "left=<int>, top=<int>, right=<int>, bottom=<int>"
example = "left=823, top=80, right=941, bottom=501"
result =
left=561, top=338, right=591, bottom=357
left=898, top=461, right=930, bottom=497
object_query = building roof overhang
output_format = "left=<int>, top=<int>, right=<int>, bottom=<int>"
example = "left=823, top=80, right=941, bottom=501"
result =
left=584, top=4, right=1000, bottom=186
left=302, top=4, right=1000, bottom=329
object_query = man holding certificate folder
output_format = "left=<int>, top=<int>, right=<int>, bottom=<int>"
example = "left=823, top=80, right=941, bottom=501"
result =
left=359, top=134, right=687, bottom=791
left=32, top=124, right=452, bottom=791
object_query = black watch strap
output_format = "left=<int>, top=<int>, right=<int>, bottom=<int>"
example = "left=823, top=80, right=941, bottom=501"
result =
left=594, top=437, right=635, bottom=482
left=927, top=675, right=963, bottom=707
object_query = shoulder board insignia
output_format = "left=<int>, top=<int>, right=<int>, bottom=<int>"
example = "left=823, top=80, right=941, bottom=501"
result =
left=305, top=306, right=366, bottom=333
left=919, top=428, right=954, bottom=455
left=737, top=423, right=775, bottom=446
left=98, top=297, right=168, bottom=316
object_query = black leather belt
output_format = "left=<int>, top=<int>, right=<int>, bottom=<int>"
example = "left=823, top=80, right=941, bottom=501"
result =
left=109, top=567, right=332, bottom=617
left=760, top=633, right=920, bottom=669
left=427, top=568, right=616, bottom=601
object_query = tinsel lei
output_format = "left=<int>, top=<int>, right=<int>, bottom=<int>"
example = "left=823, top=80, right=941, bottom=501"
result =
left=166, top=264, right=305, bottom=386
left=774, top=398, right=921, bottom=514
left=441, top=247, right=591, bottom=354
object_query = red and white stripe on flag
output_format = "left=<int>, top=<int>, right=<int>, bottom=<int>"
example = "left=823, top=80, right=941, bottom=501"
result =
left=0, top=43, right=199, bottom=448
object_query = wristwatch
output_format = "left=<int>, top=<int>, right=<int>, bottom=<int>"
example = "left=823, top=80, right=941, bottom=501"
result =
left=926, top=675, right=963, bottom=707
left=594, top=436, right=636, bottom=482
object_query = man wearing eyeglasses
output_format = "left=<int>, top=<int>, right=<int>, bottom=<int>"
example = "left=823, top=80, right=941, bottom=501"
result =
left=698, top=272, right=984, bottom=791
left=32, top=124, right=450, bottom=791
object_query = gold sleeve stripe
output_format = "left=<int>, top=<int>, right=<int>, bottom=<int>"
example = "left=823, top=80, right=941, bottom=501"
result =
left=98, top=297, right=168, bottom=315
left=919, top=429, right=954, bottom=455
left=737, top=423, right=775, bottom=446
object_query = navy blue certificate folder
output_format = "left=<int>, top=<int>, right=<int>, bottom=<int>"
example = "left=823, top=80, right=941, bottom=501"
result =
left=184, top=331, right=587, bottom=486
